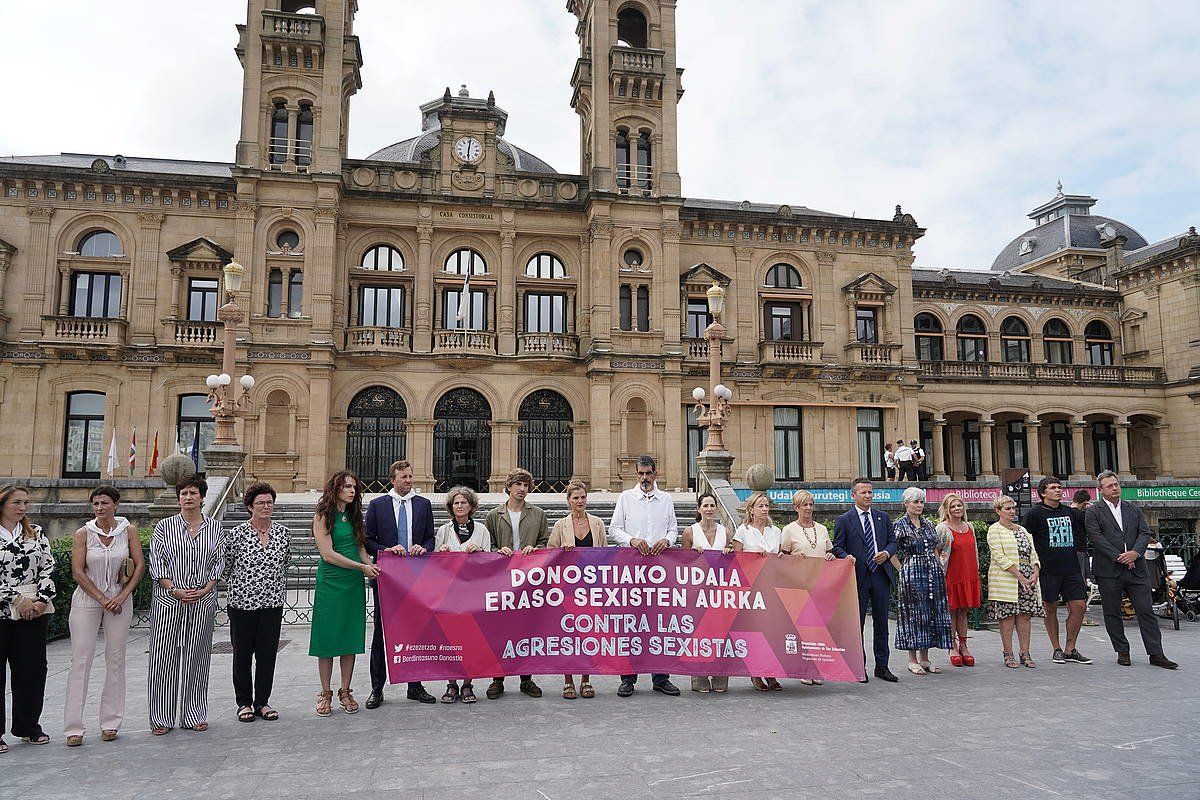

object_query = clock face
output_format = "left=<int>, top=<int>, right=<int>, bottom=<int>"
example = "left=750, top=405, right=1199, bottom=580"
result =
left=453, top=136, right=483, bottom=164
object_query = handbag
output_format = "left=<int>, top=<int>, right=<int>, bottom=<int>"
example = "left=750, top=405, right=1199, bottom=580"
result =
left=10, top=584, right=55, bottom=620
left=118, top=556, right=137, bottom=584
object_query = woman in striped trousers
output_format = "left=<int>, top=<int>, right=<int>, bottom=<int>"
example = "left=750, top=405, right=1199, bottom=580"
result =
left=147, top=475, right=226, bottom=735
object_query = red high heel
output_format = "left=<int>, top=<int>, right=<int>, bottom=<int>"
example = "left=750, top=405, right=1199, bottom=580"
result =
left=960, top=635, right=976, bottom=667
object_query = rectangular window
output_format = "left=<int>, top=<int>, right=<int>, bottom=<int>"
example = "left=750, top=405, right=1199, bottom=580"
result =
left=443, top=289, right=488, bottom=330
left=1050, top=421, right=1073, bottom=480
left=856, top=408, right=884, bottom=480
left=1093, top=422, right=1118, bottom=474
left=524, top=292, right=567, bottom=334
left=70, top=272, right=123, bottom=318
left=619, top=285, right=633, bottom=331
left=962, top=420, right=982, bottom=481
left=1088, top=341, right=1114, bottom=365
left=685, top=406, right=708, bottom=489
left=267, top=269, right=283, bottom=318
left=686, top=299, right=711, bottom=339
left=958, top=336, right=987, bottom=362
left=359, top=286, right=406, bottom=327
left=177, top=394, right=216, bottom=473
left=1006, top=420, right=1027, bottom=469
left=187, top=278, right=219, bottom=322
left=855, top=307, right=878, bottom=343
left=636, top=286, right=650, bottom=332
left=1045, top=339, right=1073, bottom=364
left=63, top=392, right=105, bottom=478
left=763, top=302, right=807, bottom=341
left=1002, top=338, right=1030, bottom=363
left=773, top=407, right=804, bottom=481
left=916, top=335, right=943, bottom=361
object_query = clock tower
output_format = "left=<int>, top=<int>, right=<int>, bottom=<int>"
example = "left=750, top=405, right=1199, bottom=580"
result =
left=568, top=0, right=684, bottom=196
left=423, top=85, right=507, bottom=197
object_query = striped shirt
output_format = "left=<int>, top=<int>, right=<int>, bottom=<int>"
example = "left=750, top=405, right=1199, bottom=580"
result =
left=149, top=514, right=226, bottom=598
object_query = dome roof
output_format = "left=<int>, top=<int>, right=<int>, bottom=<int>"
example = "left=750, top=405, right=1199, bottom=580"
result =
left=365, top=131, right=556, bottom=175
left=991, top=190, right=1147, bottom=271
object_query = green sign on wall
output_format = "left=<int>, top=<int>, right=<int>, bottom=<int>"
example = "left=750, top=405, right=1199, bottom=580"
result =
left=1121, top=486, right=1200, bottom=502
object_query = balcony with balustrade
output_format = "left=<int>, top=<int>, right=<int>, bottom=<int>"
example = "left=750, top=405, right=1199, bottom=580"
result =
left=759, top=339, right=823, bottom=364
left=41, top=315, right=127, bottom=352
left=434, top=329, right=496, bottom=356
left=518, top=332, right=578, bottom=358
left=845, top=341, right=901, bottom=365
left=918, top=360, right=1163, bottom=385
left=168, top=319, right=221, bottom=347
left=343, top=326, right=412, bottom=355
left=261, top=9, right=325, bottom=44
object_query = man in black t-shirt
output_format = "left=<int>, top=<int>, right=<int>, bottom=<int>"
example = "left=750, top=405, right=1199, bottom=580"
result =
left=1022, top=477, right=1093, bottom=665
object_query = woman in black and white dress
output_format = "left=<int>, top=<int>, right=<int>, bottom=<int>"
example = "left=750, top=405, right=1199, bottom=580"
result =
left=434, top=486, right=489, bottom=703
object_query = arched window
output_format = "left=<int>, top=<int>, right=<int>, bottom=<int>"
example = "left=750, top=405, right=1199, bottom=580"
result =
left=78, top=230, right=123, bottom=258
left=636, top=132, right=652, bottom=194
left=63, top=391, right=105, bottom=478
left=616, top=6, right=649, bottom=48
left=269, top=101, right=288, bottom=164
left=765, top=263, right=802, bottom=289
left=1043, top=318, right=1073, bottom=364
left=1086, top=321, right=1114, bottom=365
left=615, top=130, right=631, bottom=191
left=267, top=269, right=283, bottom=318
left=276, top=230, right=300, bottom=251
left=518, top=390, right=574, bottom=492
left=626, top=397, right=649, bottom=455
left=296, top=103, right=313, bottom=168
left=1000, top=316, right=1031, bottom=363
left=346, top=386, right=408, bottom=492
left=914, top=313, right=943, bottom=361
left=287, top=271, right=303, bottom=318
left=444, top=248, right=487, bottom=275
left=956, top=314, right=988, bottom=362
left=263, top=390, right=291, bottom=454
left=361, top=244, right=404, bottom=271
left=525, top=253, right=566, bottom=279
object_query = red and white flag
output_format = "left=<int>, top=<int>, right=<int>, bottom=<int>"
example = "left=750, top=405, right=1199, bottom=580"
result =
left=129, top=427, right=137, bottom=475
left=148, top=430, right=160, bottom=476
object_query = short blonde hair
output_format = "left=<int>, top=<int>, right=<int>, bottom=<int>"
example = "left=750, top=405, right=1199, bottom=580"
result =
left=444, top=486, right=478, bottom=515
left=992, top=494, right=1016, bottom=513
left=742, top=491, right=773, bottom=526
left=565, top=480, right=588, bottom=499
left=791, top=490, right=814, bottom=507
left=938, top=493, right=969, bottom=523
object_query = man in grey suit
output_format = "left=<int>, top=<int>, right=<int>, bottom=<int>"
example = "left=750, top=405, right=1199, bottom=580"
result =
left=1083, top=471, right=1178, bottom=669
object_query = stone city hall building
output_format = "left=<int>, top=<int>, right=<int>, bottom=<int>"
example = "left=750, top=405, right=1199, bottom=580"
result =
left=0, top=0, right=1197, bottom=498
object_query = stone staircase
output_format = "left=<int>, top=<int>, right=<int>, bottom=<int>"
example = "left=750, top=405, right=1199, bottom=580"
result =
left=221, top=493, right=700, bottom=590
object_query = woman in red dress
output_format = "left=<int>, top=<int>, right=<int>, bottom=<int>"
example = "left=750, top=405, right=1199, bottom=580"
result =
left=936, top=493, right=980, bottom=666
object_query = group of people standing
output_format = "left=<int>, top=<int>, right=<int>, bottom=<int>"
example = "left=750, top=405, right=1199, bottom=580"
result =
left=884, top=439, right=927, bottom=482
left=0, top=461, right=1180, bottom=751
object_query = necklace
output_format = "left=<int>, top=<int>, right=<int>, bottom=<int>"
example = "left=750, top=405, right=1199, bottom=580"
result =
left=797, top=522, right=819, bottom=551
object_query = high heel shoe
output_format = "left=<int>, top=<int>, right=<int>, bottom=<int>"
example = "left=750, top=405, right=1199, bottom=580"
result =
left=949, top=634, right=964, bottom=667
left=960, top=635, right=976, bottom=667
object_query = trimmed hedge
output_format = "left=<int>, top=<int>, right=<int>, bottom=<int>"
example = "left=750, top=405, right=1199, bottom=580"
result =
left=47, top=528, right=154, bottom=640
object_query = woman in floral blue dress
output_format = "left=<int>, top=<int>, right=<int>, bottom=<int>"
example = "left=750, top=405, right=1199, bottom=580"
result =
left=893, top=486, right=954, bottom=675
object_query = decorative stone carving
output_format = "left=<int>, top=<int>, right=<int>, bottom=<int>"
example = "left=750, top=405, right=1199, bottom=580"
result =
left=557, top=182, right=578, bottom=200
left=814, top=250, right=836, bottom=263
left=395, top=171, right=419, bottom=190
left=517, top=178, right=539, bottom=198
left=351, top=167, right=376, bottom=187
left=452, top=171, right=485, bottom=192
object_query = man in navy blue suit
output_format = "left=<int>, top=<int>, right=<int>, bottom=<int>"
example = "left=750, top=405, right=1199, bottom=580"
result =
left=832, top=477, right=899, bottom=682
left=364, top=459, right=437, bottom=708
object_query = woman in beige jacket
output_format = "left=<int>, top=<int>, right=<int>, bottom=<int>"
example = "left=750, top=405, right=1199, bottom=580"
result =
left=548, top=480, right=607, bottom=700
left=986, top=495, right=1043, bottom=669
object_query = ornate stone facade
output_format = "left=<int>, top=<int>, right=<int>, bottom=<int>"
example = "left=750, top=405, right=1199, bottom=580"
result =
left=0, top=1, right=1196, bottom=494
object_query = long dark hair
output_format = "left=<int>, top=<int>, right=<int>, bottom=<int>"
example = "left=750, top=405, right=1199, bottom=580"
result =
left=315, top=470, right=365, bottom=547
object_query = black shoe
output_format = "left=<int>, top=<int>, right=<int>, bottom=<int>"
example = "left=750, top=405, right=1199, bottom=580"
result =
left=617, top=681, right=635, bottom=697
left=519, top=679, right=543, bottom=698
left=407, top=686, right=436, bottom=704
left=485, top=679, right=505, bottom=700
left=653, top=680, right=681, bottom=696
left=1064, top=649, right=1093, bottom=665
left=1149, top=654, right=1178, bottom=670
left=365, top=690, right=384, bottom=709
left=1051, top=649, right=1067, bottom=664
left=1117, top=652, right=1132, bottom=666
left=873, top=666, right=899, bottom=683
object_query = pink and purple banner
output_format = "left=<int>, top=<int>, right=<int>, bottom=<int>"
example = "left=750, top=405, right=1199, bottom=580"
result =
left=376, top=548, right=865, bottom=683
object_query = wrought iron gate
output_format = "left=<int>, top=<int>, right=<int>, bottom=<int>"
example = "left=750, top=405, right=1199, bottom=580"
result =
left=346, top=386, right=407, bottom=492
left=518, top=389, right=574, bottom=492
left=433, top=388, right=492, bottom=492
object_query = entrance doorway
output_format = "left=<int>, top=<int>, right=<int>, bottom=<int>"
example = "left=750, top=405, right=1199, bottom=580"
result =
left=434, top=388, right=492, bottom=492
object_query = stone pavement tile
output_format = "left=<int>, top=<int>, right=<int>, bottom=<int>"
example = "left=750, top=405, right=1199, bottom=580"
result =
left=370, top=761, right=481, bottom=790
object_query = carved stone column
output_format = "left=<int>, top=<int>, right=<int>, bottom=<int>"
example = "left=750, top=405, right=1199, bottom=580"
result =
left=1070, top=419, right=1089, bottom=482
left=661, top=223, right=682, bottom=346
left=311, top=207, right=338, bottom=336
left=406, top=419, right=436, bottom=492
left=1155, top=424, right=1174, bottom=479
left=130, top=212, right=164, bottom=345
left=1025, top=419, right=1042, bottom=479
left=0, top=239, right=13, bottom=320
left=414, top=217, right=434, bottom=352
left=23, top=206, right=54, bottom=338
left=931, top=418, right=949, bottom=481
left=498, top=228, right=516, bottom=354
left=589, top=370, right=614, bottom=490
left=978, top=418, right=997, bottom=480
left=490, top=420, right=519, bottom=492
left=1116, top=418, right=1135, bottom=481
left=587, top=220, right=614, bottom=347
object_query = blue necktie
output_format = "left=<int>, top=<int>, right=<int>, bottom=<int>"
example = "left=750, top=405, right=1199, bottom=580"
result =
left=397, top=498, right=410, bottom=550
left=862, top=512, right=879, bottom=572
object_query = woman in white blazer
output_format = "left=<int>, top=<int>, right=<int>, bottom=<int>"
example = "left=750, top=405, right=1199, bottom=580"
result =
left=434, top=486, right=490, bottom=703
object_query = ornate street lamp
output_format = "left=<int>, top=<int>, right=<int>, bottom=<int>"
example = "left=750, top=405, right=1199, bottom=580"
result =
left=692, top=281, right=733, bottom=452
left=206, top=260, right=254, bottom=447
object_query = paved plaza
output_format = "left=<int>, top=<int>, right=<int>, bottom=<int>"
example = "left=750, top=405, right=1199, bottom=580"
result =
left=4, top=615, right=1197, bottom=800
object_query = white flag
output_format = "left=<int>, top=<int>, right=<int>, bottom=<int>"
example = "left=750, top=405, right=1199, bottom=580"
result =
left=105, top=431, right=118, bottom=478
left=455, top=271, right=471, bottom=324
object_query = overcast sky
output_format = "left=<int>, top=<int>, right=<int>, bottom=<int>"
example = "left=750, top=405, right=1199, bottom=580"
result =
left=3, top=1, right=1197, bottom=268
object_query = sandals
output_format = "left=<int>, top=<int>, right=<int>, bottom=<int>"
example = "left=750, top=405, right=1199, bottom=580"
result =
left=1003, top=651, right=1019, bottom=669
left=461, top=685, right=477, bottom=704
left=766, top=678, right=783, bottom=691
left=1020, top=652, right=1037, bottom=669
left=919, top=661, right=942, bottom=674
left=238, top=706, right=256, bottom=723
left=255, top=706, right=278, bottom=721
left=337, top=687, right=359, bottom=714
left=184, top=722, right=208, bottom=732
left=441, top=683, right=460, bottom=704
left=151, top=727, right=171, bottom=736
left=0, top=739, right=7, bottom=754
left=906, top=662, right=927, bottom=675
left=66, top=735, right=84, bottom=747
left=750, top=677, right=770, bottom=692
left=562, top=683, right=577, bottom=700
left=579, top=681, right=595, bottom=699
left=316, top=689, right=333, bottom=717
left=101, top=730, right=119, bottom=741
left=20, top=733, right=50, bottom=745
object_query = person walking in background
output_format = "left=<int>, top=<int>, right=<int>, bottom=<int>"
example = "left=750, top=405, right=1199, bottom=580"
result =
left=986, top=496, right=1043, bottom=669
left=64, top=486, right=143, bottom=746
left=434, top=485, right=489, bottom=704
left=936, top=493, right=979, bottom=667
left=893, top=487, right=953, bottom=675
left=610, top=455, right=681, bottom=697
left=548, top=480, right=607, bottom=700
left=364, top=460, right=436, bottom=709
left=0, top=484, right=56, bottom=751
left=485, top=468, right=550, bottom=699
left=224, top=482, right=290, bottom=724
left=1070, top=489, right=1099, bottom=626
left=894, top=440, right=915, bottom=481
left=147, top=476, right=226, bottom=735
left=682, top=492, right=731, bottom=693
left=733, top=491, right=785, bottom=692
left=310, top=471, right=379, bottom=716
left=1085, top=471, right=1177, bottom=670
left=1022, top=478, right=1092, bottom=666
left=833, top=478, right=899, bottom=682
left=884, top=443, right=896, bottom=482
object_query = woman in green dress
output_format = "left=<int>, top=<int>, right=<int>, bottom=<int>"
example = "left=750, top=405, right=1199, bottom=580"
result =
left=309, top=470, right=378, bottom=716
